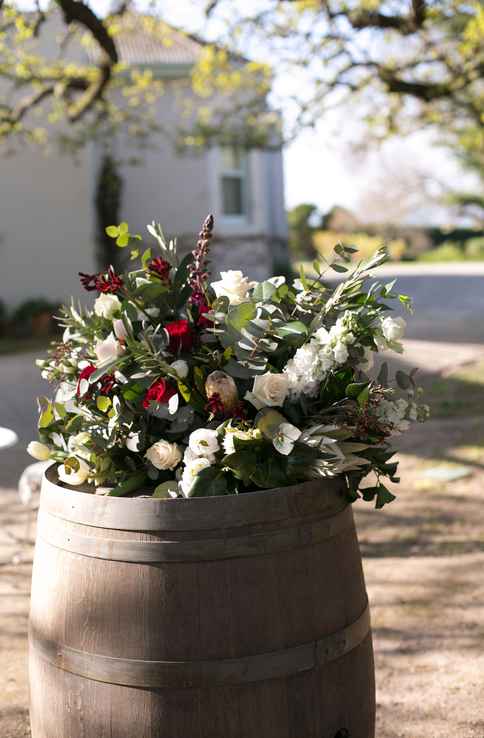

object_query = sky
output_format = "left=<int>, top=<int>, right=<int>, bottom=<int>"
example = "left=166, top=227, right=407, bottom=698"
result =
left=13, top=0, right=471, bottom=224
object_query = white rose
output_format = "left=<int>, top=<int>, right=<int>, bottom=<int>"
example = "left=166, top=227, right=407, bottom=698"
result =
left=188, top=428, right=220, bottom=458
left=113, top=317, right=129, bottom=341
left=381, top=316, right=406, bottom=343
left=27, top=441, right=51, bottom=461
left=247, top=372, right=289, bottom=410
left=170, top=360, right=189, bottom=379
left=58, top=458, right=90, bottom=486
left=94, top=293, right=121, bottom=319
left=211, top=270, right=253, bottom=305
left=180, top=457, right=212, bottom=497
left=126, top=432, right=141, bottom=453
left=94, top=333, right=125, bottom=364
left=145, top=440, right=182, bottom=471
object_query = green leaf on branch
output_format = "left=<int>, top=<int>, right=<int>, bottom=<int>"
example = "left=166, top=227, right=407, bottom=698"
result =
left=375, top=485, right=396, bottom=509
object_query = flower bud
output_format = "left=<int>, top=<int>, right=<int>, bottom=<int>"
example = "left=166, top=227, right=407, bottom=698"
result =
left=27, top=441, right=51, bottom=461
left=205, top=371, right=238, bottom=412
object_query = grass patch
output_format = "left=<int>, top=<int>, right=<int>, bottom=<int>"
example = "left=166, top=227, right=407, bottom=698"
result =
left=0, top=337, right=50, bottom=356
left=419, top=360, right=484, bottom=418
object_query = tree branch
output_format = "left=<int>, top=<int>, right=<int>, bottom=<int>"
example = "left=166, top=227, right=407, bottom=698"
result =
left=55, top=0, right=118, bottom=63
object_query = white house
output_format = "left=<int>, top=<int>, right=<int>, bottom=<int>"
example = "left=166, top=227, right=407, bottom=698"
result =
left=0, top=13, right=288, bottom=309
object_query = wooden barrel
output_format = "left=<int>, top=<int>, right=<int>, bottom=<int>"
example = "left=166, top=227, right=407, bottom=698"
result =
left=29, top=464, right=375, bottom=738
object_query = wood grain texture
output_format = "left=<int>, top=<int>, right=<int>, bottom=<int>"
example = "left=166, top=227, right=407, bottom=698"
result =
left=29, top=470, right=375, bottom=738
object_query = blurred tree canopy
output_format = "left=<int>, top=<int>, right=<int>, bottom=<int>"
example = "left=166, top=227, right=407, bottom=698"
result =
left=207, top=0, right=483, bottom=221
left=1, top=1, right=482, bottom=221
left=0, top=1, right=272, bottom=153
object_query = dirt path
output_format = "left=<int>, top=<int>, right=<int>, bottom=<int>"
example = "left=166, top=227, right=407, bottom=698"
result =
left=1, top=414, right=483, bottom=737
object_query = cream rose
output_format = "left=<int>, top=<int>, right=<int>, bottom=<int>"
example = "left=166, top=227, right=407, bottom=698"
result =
left=381, top=316, right=406, bottom=343
left=58, top=458, right=90, bottom=486
left=246, top=372, right=289, bottom=409
left=27, top=441, right=51, bottom=461
left=170, top=360, right=189, bottom=379
left=95, top=333, right=125, bottom=364
left=145, top=440, right=182, bottom=471
left=94, top=293, right=121, bottom=319
left=211, top=270, right=253, bottom=305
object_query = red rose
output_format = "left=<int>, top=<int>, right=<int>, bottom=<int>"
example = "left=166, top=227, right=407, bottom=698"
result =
left=148, top=257, right=171, bottom=282
left=165, top=319, right=193, bottom=353
left=197, top=301, right=213, bottom=328
left=76, top=364, right=96, bottom=397
left=142, top=378, right=177, bottom=409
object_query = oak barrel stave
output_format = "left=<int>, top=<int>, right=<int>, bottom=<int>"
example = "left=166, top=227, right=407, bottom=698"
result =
left=29, top=466, right=375, bottom=738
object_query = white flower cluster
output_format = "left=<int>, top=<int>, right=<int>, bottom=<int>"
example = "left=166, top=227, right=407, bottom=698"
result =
left=222, top=425, right=260, bottom=455
left=180, top=428, right=220, bottom=497
left=376, top=397, right=426, bottom=435
left=284, top=312, right=356, bottom=397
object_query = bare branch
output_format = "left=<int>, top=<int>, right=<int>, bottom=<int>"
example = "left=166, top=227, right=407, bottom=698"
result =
left=56, top=0, right=118, bottom=64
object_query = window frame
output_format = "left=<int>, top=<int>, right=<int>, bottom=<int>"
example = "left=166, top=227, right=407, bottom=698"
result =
left=218, top=145, right=249, bottom=223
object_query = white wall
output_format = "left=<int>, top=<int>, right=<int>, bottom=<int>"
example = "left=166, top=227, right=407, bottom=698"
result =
left=0, top=144, right=96, bottom=308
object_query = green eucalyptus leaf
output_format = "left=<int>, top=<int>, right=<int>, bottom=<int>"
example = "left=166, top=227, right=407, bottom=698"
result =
left=252, top=280, right=277, bottom=302
left=153, top=481, right=178, bottom=498
left=275, top=321, right=308, bottom=342
left=396, top=370, right=412, bottom=390
left=226, top=302, right=257, bottom=332
left=96, top=396, right=111, bottom=413
left=38, top=403, right=54, bottom=429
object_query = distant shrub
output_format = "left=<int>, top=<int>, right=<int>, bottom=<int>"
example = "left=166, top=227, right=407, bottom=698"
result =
left=419, top=242, right=464, bottom=262
left=312, top=231, right=407, bottom=262
left=465, top=237, right=484, bottom=260
left=11, top=298, right=60, bottom=338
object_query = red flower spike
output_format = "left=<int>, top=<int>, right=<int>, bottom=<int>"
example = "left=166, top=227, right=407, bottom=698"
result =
left=165, top=319, right=193, bottom=354
left=95, top=266, right=124, bottom=293
left=79, top=272, right=98, bottom=292
left=197, top=302, right=213, bottom=328
left=142, top=378, right=177, bottom=410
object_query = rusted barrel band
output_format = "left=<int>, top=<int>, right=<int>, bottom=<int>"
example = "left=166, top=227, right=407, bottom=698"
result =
left=37, top=505, right=353, bottom=562
left=30, top=603, right=370, bottom=688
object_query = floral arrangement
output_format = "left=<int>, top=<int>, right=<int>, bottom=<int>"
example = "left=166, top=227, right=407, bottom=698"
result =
left=29, top=215, right=428, bottom=507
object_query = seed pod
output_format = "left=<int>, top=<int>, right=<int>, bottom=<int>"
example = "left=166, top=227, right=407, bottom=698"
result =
left=205, top=371, right=238, bottom=413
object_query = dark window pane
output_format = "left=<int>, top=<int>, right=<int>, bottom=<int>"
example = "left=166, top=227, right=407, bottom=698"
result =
left=222, top=176, right=244, bottom=215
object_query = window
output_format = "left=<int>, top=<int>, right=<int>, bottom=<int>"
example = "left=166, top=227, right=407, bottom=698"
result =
left=220, top=146, right=248, bottom=218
